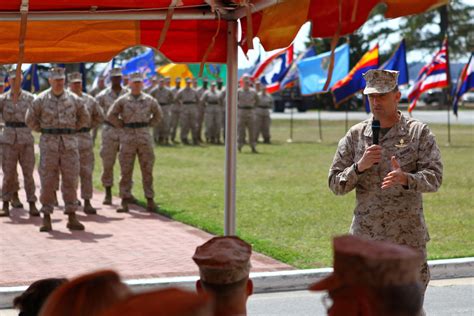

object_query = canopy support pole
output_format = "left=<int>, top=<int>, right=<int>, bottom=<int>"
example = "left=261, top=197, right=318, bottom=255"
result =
left=224, top=20, right=238, bottom=236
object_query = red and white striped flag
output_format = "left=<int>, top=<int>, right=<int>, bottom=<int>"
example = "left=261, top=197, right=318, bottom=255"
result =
left=408, top=39, right=449, bottom=112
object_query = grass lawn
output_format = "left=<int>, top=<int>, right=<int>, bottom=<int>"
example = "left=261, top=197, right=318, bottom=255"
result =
left=92, top=118, right=474, bottom=268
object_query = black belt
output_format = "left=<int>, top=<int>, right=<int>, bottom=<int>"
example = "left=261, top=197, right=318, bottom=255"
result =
left=207, top=102, right=219, bottom=105
left=77, top=127, right=91, bottom=133
left=183, top=101, right=196, bottom=104
left=5, top=122, right=27, bottom=128
left=238, top=106, right=253, bottom=110
left=124, top=122, right=149, bottom=128
left=41, top=128, right=76, bottom=135
left=257, top=106, right=271, bottom=109
left=160, top=103, right=170, bottom=106
left=104, top=121, right=114, bottom=127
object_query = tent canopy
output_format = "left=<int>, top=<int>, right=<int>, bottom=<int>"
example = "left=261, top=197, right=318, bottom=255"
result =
left=0, top=0, right=448, bottom=64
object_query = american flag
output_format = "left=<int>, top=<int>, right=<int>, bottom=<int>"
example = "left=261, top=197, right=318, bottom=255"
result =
left=408, top=39, right=449, bottom=113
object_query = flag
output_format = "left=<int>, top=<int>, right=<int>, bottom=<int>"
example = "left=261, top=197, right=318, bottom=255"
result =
left=79, top=63, right=87, bottom=92
left=157, top=63, right=227, bottom=87
left=252, top=44, right=294, bottom=93
left=247, top=47, right=262, bottom=77
left=280, top=46, right=316, bottom=90
left=408, top=39, right=449, bottom=113
left=331, top=45, right=379, bottom=107
left=452, top=53, right=474, bottom=116
left=91, top=58, right=115, bottom=91
left=4, top=64, right=40, bottom=93
left=122, top=48, right=156, bottom=88
left=382, top=39, right=409, bottom=86
left=297, top=43, right=350, bottom=95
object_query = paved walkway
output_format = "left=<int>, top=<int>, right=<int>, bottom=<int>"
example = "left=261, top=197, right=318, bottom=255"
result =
left=0, top=167, right=291, bottom=287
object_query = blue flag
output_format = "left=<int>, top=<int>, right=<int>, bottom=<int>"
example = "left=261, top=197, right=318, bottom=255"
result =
left=123, top=49, right=156, bottom=87
left=297, top=43, right=349, bottom=95
left=280, top=46, right=316, bottom=90
left=5, top=64, right=40, bottom=93
left=382, top=39, right=409, bottom=85
left=452, top=52, right=474, bottom=116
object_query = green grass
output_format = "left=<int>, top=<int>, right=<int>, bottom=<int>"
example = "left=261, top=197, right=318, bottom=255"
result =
left=92, top=119, right=474, bottom=268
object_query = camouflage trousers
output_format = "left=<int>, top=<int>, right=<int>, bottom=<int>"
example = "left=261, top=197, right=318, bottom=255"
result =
left=196, top=104, right=205, bottom=140
left=39, top=141, right=79, bottom=214
left=204, top=105, right=222, bottom=142
left=2, top=143, right=37, bottom=202
left=238, top=108, right=256, bottom=148
left=180, top=104, right=199, bottom=142
left=100, top=125, right=121, bottom=187
left=153, top=104, right=172, bottom=143
left=119, top=135, right=155, bottom=200
left=169, top=104, right=182, bottom=141
left=254, top=108, right=271, bottom=142
left=78, top=135, right=95, bottom=200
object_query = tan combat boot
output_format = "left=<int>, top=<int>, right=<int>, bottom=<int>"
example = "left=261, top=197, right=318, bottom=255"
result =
left=146, top=198, right=157, bottom=212
left=0, top=202, right=10, bottom=217
left=11, top=192, right=23, bottom=208
left=251, top=146, right=258, bottom=154
left=29, top=202, right=40, bottom=217
left=117, top=199, right=129, bottom=213
left=40, top=213, right=52, bottom=232
left=67, top=213, right=85, bottom=231
left=103, top=186, right=112, bottom=205
left=83, top=199, right=97, bottom=215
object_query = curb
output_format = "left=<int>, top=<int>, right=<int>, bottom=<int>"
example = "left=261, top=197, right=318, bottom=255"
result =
left=1, top=257, right=473, bottom=309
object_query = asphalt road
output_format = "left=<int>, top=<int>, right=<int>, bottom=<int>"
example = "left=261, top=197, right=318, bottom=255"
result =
left=272, top=109, right=474, bottom=125
left=1, top=278, right=472, bottom=315
left=247, top=277, right=474, bottom=316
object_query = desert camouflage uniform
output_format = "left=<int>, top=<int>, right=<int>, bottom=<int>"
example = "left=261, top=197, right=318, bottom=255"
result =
left=196, top=86, right=206, bottom=141
left=169, top=86, right=182, bottom=142
left=201, top=89, right=222, bottom=143
left=219, top=89, right=226, bottom=141
left=176, top=87, right=200, bottom=144
left=0, top=90, right=37, bottom=203
left=26, top=89, right=90, bottom=214
left=254, top=92, right=273, bottom=143
left=328, top=113, right=443, bottom=291
left=96, top=87, right=128, bottom=188
left=150, top=85, right=174, bottom=144
left=75, top=93, right=104, bottom=200
left=237, top=88, right=259, bottom=150
left=107, top=92, right=162, bottom=201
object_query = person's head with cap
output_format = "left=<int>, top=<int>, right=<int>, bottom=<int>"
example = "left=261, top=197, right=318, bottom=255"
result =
left=164, top=76, right=171, bottom=87
left=202, top=77, right=209, bottom=89
left=7, top=69, right=22, bottom=91
left=39, top=270, right=130, bottom=316
left=185, top=77, right=192, bottom=88
left=99, top=288, right=214, bottom=316
left=193, top=236, right=253, bottom=316
left=254, top=81, right=262, bottom=93
left=128, top=72, right=144, bottom=96
left=192, top=77, right=198, bottom=88
left=110, top=67, right=123, bottom=89
left=98, top=74, right=106, bottom=88
left=175, top=77, right=182, bottom=88
left=241, top=74, right=251, bottom=89
left=210, top=81, right=217, bottom=92
left=309, top=235, right=423, bottom=316
left=67, top=72, right=83, bottom=95
left=216, top=77, right=223, bottom=90
left=48, top=67, right=66, bottom=95
left=363, top=69, right=401, bottom=124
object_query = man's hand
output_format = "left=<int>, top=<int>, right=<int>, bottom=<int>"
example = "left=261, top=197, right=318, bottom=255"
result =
left=382, top=156, right=408, bottom=189
left=357, top=145, right=382, bottom=172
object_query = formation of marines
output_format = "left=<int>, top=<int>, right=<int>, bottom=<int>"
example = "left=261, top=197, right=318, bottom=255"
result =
left=0, top=67, right=274, bottom=232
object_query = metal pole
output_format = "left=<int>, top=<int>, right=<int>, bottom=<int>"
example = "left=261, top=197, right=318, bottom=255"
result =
left=224, top=20, right=238, bottom=236
left=318, top=108, right=323, bottom=142
left=287, top=105, right=294, bottom=143
left=447, top=94, right=451, bottom=145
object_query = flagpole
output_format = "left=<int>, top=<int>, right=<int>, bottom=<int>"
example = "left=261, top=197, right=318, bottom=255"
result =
left=287, top=105, right=294, bottom=143
left=445, top=35, right=452, bottom=146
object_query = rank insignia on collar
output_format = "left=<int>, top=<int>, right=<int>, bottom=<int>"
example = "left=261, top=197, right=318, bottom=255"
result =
left=395, top=138, right=408, bottom=148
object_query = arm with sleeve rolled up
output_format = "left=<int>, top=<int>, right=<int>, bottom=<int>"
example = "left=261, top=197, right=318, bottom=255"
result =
left=25, top=98, right=42, bottom=132
left=148, top=99, right=162, bottom=127
left=106, top=99, right=124, bottom=128
left=405, top=127, right=443, bottom=193
left=90, top=99, right=105, bottom=129
left=328, top=132, right=359, bottom=195
left=75, top=98, right=91, bottom=130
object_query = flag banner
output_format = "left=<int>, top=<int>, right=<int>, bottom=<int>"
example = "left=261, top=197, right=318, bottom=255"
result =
left=452, top=52, right=474, bottom=116
left=123, top=48, right=156, bottom=87
left=408, top=39, right=449, bottom=112
left=157, top=63, right=227, bottom=87
left=382, top=39, right=409, bottom=86
left=252, top=44, right=294, bottom=93
left=280, top=46, right=316, bottom=90
left=297, top=43, right=349, bottom=95
left=4, top=64, right=40, bottom=93
left=331, top=45, right=379, bottom=107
